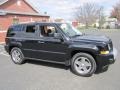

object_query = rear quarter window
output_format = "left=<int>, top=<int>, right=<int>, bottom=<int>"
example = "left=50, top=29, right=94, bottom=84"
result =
left=7, top=25, right=23, bottom=37
left=7, top=27, right=14, bottom=37
left=14, top=25, right=23, bottom=31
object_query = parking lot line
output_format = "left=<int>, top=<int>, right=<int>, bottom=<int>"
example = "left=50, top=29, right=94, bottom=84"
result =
left=0, top=48, right=4, bottom=51
left=0, top=45, right=9, bottom=57
left=0, top=52, right=9, bottom=57
left=0, top=50, right=9, bottom=57
left=0, top=45, right=4, bottom=48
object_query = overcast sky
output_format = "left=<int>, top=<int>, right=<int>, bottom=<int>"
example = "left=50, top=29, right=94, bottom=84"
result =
left=27, top=0, right=119, bottom=21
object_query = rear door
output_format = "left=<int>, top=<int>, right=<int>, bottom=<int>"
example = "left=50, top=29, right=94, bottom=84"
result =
left=21, top=24, right=40, bottom=58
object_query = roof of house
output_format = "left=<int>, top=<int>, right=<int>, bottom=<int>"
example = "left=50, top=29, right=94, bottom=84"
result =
left=0, top=0, right=8, bottom=5
left=0, top=9, right=49, bottom=17
left=0, top=0, right=49, bottom=17
left=0, top=0, right=39, bottom=12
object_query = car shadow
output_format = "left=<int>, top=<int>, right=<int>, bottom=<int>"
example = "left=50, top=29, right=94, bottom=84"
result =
left=95, top=66, right=109, bottom=74
left=25, top=59, right=109, bottom=75
left=26, top=59, right=70, bottom=70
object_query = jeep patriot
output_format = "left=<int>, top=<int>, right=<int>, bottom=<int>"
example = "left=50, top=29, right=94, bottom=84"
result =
left=4, top=22, right=117, bottom=76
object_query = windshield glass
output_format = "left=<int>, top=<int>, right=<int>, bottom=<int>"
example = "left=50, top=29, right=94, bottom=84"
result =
left=60, top=23, right=82, bottom=37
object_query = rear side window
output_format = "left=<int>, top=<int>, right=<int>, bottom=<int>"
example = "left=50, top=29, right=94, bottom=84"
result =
left=24, top=25, right=38, bottom=38
left=26, top=25, right=36, bottom=33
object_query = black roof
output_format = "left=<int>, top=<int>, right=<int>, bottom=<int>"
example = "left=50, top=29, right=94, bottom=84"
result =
left=28, top=22, right=62, bottom=25
left=11, top=22, right=63, bottom=27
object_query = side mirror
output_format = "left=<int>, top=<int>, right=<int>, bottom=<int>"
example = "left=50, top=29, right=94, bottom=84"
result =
left=54, top=33, right=62, bottom=39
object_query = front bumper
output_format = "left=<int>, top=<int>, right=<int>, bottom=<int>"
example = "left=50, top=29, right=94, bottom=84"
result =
left=96, top=48, right=117, bottom=68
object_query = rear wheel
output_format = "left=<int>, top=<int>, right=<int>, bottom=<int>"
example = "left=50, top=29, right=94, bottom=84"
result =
left=71, top=53, right=97, bottom=77
left=10, top=47, right=25, bottom=64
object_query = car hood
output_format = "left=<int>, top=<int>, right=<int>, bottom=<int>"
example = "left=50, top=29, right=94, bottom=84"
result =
left=71, top=34, right=110, bottom=44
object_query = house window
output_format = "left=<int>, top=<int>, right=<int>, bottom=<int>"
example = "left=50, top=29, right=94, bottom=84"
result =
left=30, top=18, right=33, bottom=22
left=13, top=18, right=19, bottom=25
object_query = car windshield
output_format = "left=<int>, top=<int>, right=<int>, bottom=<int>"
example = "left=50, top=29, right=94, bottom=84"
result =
left=59, top=23, right=82, bottom=37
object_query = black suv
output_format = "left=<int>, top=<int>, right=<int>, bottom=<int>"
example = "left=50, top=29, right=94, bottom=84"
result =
left=5, top=22, right=117, bottom=77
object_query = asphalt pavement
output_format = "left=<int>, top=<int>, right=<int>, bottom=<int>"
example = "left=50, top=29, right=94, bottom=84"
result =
left=0, top=30, right=120, bottom=90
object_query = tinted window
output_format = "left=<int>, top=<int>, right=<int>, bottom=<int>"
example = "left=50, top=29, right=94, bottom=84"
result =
left=7, top=27, right=14, bottom=37
left=14, top=25, right=22, bottom=31
left=8, top=27, right=13, bottom=32
left=24, top=25, right=37, bottom=38
left=26, top=25, right=36, bottom=33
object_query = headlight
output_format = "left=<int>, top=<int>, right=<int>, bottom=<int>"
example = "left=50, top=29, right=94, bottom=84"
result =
left=98, top=45, right=110, bottom=55
left=100, top=50, right=109, bottom=55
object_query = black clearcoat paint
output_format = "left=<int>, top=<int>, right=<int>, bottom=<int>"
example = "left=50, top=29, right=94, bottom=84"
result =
left=4, top=22, right=115, bottom=69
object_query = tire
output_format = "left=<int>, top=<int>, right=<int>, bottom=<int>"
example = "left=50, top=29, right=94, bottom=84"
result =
left=71, top=53, right=97, bottom=77
left=10, top=47, right=25, bottom=65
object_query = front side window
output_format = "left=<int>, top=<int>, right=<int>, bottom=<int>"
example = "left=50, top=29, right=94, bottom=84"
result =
left=39, top=25, right=57, bottom=37
left=60, top=23, right=82, bottom=37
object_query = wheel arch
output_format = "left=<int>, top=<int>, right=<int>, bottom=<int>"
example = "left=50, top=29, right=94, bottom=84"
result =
left=70, top=50, right=98, bottom=65
left=8, top=44, right=22, bottom=54
left=70, top=50, right=97, bottom=77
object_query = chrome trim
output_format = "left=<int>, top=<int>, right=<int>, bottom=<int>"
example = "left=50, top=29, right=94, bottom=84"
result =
left=25, top=57, right=65, bottom=64
left=6, top=37, right=44, bottom=41
left=23, top=48, right=66, bottom=55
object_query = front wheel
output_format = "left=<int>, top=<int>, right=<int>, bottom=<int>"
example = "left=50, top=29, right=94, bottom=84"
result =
left=71, top=53, right=97, bottom=77
left=10, top=47, right=25, bottom=65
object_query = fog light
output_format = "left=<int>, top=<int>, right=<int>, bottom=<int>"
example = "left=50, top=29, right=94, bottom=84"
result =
left=100, top=51, right=109, bottom=54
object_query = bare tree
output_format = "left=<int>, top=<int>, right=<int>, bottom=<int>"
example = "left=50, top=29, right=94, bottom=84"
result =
left=75, top=3, right=103, bottom=28
left=111, top=1, right=120, bottom=21
left=98, top=7, right=105, bottom=29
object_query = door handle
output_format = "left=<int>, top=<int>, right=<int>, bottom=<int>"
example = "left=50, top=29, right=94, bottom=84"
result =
left=38, top=41, right=45, bottom=44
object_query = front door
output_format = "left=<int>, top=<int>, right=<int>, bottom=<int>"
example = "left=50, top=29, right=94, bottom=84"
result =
left=34, top=24, right=68, bottom=63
